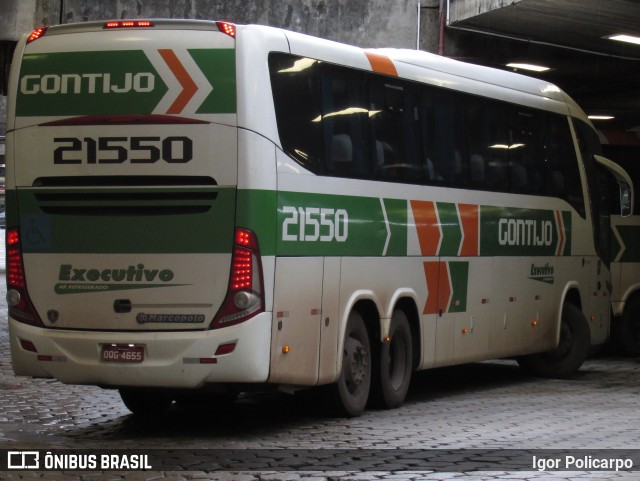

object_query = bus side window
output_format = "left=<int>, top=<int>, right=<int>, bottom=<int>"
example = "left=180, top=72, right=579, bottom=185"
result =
left=268, top=53, right=323, bottom=173
left=320, top=65, right=369, bottom=178
left=509, top=108, right=545, bottom=195
left=546, top=115, right=585, bottom=217
left=483, top=101, right=509, bottom=192
left=369, top=77, right=421, bottom=182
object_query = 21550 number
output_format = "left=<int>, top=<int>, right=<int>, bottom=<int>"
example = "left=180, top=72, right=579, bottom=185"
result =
left=282, top=206, right=349, bottom=242
left=53, top=136, right=193, bottom=164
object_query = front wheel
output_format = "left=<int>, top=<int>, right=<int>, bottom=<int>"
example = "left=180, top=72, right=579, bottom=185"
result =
left=371, top=309, right=413, bottom=409
left=517, top=303, right=590, bottom=378
left=330, top=310, right=372, bottom=417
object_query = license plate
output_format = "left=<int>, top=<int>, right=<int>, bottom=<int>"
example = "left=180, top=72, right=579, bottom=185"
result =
left=101, top=344, right=144, bottom=363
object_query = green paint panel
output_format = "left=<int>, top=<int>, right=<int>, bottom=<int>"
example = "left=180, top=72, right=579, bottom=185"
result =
left=17, top=187, right=236, bottom=254
left=437, top=202, right=462, bottom=257
left=480, top=206, right=570, bottom=257
left=383, top=198, right=408, bottom=256
left=277, top=191, right=392, bottom=256
left=189, top=49, right=237, bottom=114
left=235, top=189, right=277, bottom=256
left=562, top=211, right=572, bottom=256
left=17, top=51, right=168, bottom=117
left=617, top=225, right=640, bottom=262
left=448, top=261, right=469, bottom=313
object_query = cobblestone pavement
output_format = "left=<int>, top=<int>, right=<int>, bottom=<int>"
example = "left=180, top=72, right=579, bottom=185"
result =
left=1, top=236, right=640, bottom=479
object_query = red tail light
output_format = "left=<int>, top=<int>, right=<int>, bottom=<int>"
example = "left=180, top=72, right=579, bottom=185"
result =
left=7, top=228, right=45, bottom=327
left=211, top=228, right=264, bottom=329
left=104, top=20, right=154, bottom=29
left=216, top=21, right=236, bottom=38
left=27, top=27, right=47, bottom=44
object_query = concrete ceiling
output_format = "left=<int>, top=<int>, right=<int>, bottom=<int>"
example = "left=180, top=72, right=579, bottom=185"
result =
left=447, top=0, right=640, bottom=140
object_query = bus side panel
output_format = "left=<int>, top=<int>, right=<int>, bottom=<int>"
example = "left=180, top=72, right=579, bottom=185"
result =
left=235, top=26, right=289, bottom=144
left=269, top=257, right=323, bottom=385
left=611, top=214, right=640, bottom=311
left=450, top=257, right=492, bottom=364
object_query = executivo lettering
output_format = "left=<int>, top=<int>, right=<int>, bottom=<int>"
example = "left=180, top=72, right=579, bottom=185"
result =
left=529, top=262, right=555, bottom=284
left=55, top=264, right=185, bottom=295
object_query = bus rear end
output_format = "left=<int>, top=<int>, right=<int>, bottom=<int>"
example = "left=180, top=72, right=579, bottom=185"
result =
left=5, top=20, right=271, bottom=405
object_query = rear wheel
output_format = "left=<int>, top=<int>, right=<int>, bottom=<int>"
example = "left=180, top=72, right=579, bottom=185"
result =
left=371, top=309, right=413, bottom=409
left=331, top=310, right=371, bottom=417
left=119, top=388, right=173, bottom=418
left=518, top=303, right=590, bottom=378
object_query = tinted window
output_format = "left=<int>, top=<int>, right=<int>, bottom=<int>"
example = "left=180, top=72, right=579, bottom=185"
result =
left=269, top=53, right=587, bottom=215
left=269, top=54, right=323, bottom=173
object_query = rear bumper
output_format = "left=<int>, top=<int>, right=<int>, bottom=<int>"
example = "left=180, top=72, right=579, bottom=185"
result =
left=9, top=312, right=272, bottom=388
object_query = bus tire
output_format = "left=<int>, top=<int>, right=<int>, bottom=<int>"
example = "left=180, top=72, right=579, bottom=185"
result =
left=371, top=309, right=413, bottom=409
left=517, top=303, right=590, bottom=378
left=119, top=388, right=173, bottom=418
left=611, top=296, right=640, bottom=357
left=331, top=310, right=371, bottom=417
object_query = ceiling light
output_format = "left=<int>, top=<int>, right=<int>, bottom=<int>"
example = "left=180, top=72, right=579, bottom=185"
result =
left=607, top=34, right=640, bottom=46
left=506, top=63, right=550, bottom=72
left=588, top=115, right=615, bottom=120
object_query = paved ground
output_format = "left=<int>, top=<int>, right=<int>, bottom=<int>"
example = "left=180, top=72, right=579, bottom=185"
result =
left=1, top=235, right=640, bottom=480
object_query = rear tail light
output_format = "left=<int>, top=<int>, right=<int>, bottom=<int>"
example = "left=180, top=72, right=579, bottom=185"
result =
left=216, top=21, right=236, bottom=38
left=104, top=20, right=154, bottom=29
left=211, top=228, right=264, bottom=329
left=27, top=27, right=47, bottom=44
left=7, top=228, right=45, bottom=327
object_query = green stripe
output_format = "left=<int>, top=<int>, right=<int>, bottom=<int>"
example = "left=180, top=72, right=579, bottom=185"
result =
left=562, top=211, right=572, bottom=256
left=236, top=189, right=277, bottom=256
left=276, top=191, right=392, bottom=256
left=383, top=198, right=408, bottom=256
left=17, top=187, right=236, bottom=254
left=448, top=261, right=469, bottom=313
left=17, top=51, right=168, bottom=117
left=437, top=202, right=462, bottom=257
left=480, top=206, right=570, bottom=256
left=189, top=49, right=237, bottom=114
left=616, top=225, right=640, bottom=262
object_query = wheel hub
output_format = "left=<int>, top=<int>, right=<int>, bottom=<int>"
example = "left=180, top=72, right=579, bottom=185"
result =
left=345, top=336, right=368, bottom=388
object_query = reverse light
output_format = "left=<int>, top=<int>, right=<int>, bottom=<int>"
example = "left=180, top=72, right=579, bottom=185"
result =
left=211, top=228, right=264, bottom=329
left=216, top=21, right=236, bottom=38
left=104, top=20, right=154, bottom=29
left=27, top=27, right=47, bottom=43
left=6, top=228, right=44, bottom=327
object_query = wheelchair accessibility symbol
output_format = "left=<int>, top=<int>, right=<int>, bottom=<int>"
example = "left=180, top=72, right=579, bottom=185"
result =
left=21, top=215, right=51, bottom=250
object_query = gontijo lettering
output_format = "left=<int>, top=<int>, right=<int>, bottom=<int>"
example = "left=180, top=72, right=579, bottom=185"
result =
left=498, top=218, right=553, bottom=246
left=20, top=72, right=155, bottom=94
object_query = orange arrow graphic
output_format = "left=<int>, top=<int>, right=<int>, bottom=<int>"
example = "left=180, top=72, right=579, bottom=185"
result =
left=158, top=49, right=198, bottom=114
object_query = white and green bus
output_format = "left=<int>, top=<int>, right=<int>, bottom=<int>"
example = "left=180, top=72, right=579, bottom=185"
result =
left=6, top=20, right=633, bottom=417
left=598, top=155, right=639, bottom=356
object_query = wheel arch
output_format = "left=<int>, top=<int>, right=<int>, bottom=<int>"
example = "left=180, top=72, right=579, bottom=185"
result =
left=558, top=283, right=583, bottom=345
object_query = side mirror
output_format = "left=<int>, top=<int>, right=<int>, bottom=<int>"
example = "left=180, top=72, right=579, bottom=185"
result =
left=594, top=155, right=634, bottom=217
